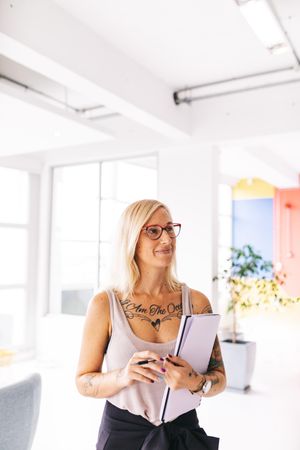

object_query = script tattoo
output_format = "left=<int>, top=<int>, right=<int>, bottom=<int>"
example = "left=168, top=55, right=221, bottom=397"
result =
left=120, top=298, right=182, bottom=331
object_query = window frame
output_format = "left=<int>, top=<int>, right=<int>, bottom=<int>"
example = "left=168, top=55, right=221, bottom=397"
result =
left=0, top=171, right=39, bottom=353
left=48, top=154, right=158, bottom=316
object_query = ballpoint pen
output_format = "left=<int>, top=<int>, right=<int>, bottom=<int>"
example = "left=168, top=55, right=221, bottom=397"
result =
left=132, top=359, right=157, bottom=366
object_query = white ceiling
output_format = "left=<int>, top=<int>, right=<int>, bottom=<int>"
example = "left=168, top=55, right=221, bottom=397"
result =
left=0, top=0, right=300, bottom=186
left=53, top=0, right=299, bottom=87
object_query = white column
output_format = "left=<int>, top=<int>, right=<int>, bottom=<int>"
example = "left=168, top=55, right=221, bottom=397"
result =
left=26, top=173, right=40, bottom=353
left=158, top=146, right=219, bottom=307
left=36, top=164, right=52, bottom=318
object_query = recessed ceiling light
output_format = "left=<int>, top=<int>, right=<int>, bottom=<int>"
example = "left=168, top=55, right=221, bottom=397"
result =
left=235, top=0, right=291, bottom=55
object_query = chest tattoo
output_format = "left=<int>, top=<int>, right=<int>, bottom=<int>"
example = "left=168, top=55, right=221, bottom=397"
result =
left=120, top=298, right=182, bottom=331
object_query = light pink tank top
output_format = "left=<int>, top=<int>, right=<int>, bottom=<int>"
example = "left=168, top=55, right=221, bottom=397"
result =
left=105, top=284, right=192, bottom=425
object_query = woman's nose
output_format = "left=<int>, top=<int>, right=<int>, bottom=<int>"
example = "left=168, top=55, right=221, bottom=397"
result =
left=160, top=229, right=172, bottom=243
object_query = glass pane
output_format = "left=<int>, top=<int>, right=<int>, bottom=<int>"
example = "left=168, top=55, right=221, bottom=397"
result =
left=61, top=288, right=93, bottom=316
left=115, top=161, right=157, bottom=202
left=60, top=241, right=98, bottom=286
left=51, top=164, right=100, bottom=315
left=99, top=242, right=112, bottom=286
left=100, top=162, right=115, bottom=198
left=52, top=164, right=99, bottom=241
left=101, top=159, right=157, bottom=204
left=0, top=228, right=27, bottom=285
left=0, top=288, right=26, bottom=347
left=99, top=199, right=127, bottom=242
left=100, top=157, right=158, bottom=243
left=0, top=167, right=29, bottom=224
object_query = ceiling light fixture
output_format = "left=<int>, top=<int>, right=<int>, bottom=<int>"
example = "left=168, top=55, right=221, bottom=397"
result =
left=235, top=0, right=290, bottom=55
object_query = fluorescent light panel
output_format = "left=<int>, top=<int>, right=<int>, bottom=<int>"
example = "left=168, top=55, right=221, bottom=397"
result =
left=236, top=0, right=290, bottom=55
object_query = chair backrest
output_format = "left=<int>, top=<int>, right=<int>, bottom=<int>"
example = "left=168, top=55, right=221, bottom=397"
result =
left=0, top=373, right=42, bottom=450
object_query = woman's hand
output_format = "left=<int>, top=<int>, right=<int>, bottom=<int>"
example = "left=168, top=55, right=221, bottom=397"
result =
left=118, top=351, right=164, bottom=388
left=163, top=354, right=204, bottom=392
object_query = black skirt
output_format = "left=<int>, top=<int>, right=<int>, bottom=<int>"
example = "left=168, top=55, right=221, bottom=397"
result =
left=96, top=401, right=219, bottom=450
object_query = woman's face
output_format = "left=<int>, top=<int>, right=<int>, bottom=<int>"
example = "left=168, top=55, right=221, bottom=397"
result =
left=135, top=207, right=176, bottom=269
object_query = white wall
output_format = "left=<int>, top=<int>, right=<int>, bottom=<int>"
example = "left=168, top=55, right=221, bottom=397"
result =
left=158, top=145, right=219, bottom=305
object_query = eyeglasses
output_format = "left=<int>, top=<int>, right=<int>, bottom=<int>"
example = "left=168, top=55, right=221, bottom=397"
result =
left=142, top=223, right=181, bottom=240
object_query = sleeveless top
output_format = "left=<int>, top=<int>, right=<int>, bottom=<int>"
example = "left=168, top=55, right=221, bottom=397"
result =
left=105, top=284, right=193, bottom=426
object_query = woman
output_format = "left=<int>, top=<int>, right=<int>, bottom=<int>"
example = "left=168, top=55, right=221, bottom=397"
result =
left=76, top=199, right=226, bottom=450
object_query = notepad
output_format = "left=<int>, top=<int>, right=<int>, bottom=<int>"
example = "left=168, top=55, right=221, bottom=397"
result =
left=160, top=313, right=221, bottom=422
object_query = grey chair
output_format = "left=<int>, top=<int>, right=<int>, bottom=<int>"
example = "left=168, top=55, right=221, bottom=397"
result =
left=0, top=373, right=42, bottom=450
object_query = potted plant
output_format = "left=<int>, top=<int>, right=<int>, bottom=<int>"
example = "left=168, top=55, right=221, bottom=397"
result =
left=214, top=244, right=300, bottom=391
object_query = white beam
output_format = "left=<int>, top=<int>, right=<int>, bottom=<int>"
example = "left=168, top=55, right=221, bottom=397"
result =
left=245, top=147, right=299, bottom=188
left=0, top=78, right=113, bottom=139
left=220, top=146, right=298, bottom=188
left=0, top=154, right=42, bottom=173
left=0, top=0, right=190, bottom=139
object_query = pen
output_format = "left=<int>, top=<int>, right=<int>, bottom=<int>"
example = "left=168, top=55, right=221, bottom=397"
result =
left=165, top=356, right=182, bottom=367
left=132, top=359, right=157, bottom=366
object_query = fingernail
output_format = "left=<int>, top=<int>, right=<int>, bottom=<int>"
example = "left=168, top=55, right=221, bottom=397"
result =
left=168, top=354, right=173, bottom=358
left=160, top=357, right=164, bottom=361
left=161, top=368, right=166, bottom=373
left=150, top=380, right=154, bottom=383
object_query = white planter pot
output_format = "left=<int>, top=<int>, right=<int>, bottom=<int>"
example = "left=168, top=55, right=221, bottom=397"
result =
left=220, top=340, right=256, bottom=391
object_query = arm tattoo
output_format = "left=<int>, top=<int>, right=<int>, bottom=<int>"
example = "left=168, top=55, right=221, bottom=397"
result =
left=210, top=374, right=220, bottom=386
left=208, top=338, right=225, bottom=372
left=116, top=369, right=123, bottom=379
left=82, top=374, right=97, bottom=395
left=188, top=369, right=198, bottom=378
left=200, top=304, right=213, bottom=314
left=207, top=337, right=224, bottom=372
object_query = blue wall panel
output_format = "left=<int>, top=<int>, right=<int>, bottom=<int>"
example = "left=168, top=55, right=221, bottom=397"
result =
left=233, top=198, right=273, bottom=264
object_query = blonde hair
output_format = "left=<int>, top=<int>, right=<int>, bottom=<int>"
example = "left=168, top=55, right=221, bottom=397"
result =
left=106, top=199, right=181, bottom=297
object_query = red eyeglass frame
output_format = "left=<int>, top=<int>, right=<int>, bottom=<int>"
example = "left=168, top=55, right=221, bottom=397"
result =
left=141, top=222, right=181, bottom=239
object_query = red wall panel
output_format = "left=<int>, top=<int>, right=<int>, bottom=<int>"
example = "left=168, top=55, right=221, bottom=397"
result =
left=274, top=188, right=300, bottom=297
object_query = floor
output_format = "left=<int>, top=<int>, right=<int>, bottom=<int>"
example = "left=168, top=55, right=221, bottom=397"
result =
left=6, top=347, right=298, bottom=450
left=2, top=309, right=300, bottom=450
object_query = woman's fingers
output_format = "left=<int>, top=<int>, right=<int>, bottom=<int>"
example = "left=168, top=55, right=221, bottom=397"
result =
left=132, top=350, right=161, bottom=362
left=145, top=361, right=164, bottom=373
left=131, top=371, right=155, bottom=384
left=162, top=357, right=191, bottom=390
left=123, top=351, right=166, bottom=386
left=165, top=354, right=186, bottom=366
left=131, top=366, right=160, bottom=383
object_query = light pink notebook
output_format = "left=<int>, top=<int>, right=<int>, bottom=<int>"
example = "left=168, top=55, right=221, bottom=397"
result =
left=159, top=313, right=220, bottom=422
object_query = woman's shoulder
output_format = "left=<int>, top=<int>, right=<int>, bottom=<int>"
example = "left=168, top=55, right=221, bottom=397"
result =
left=87, top=290, right=110, bottom=316
left=189, top=288, right=213, bottom=314
left=86, top=291, right=112, bottom=335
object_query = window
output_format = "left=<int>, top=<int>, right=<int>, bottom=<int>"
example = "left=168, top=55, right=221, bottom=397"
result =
left=50, top=156, right=157, bottom=316
left=0, top=167, right=31, bottom=350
